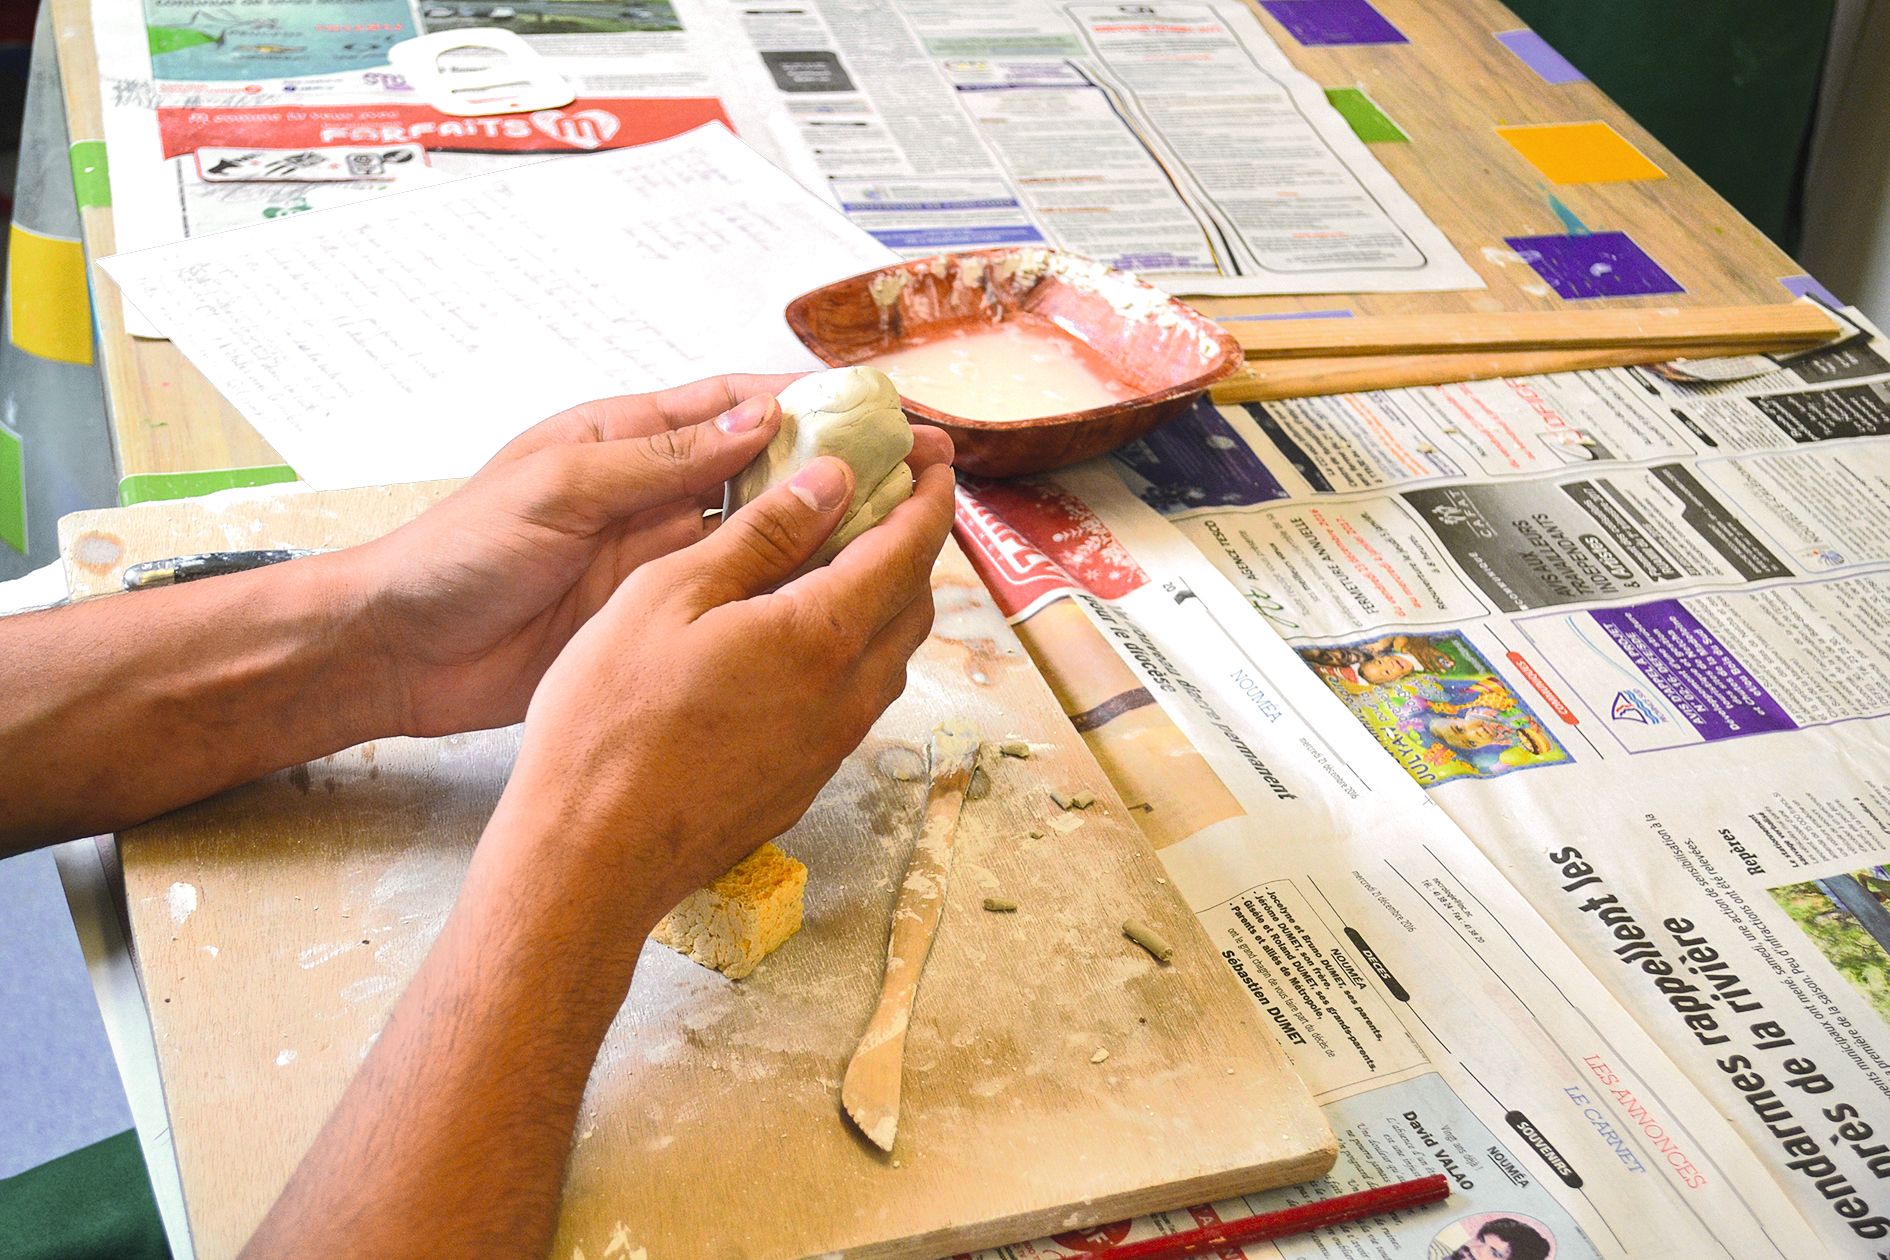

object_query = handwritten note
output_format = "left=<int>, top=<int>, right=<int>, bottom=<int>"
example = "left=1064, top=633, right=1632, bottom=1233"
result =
left=103, top=126, right=897, bottom=488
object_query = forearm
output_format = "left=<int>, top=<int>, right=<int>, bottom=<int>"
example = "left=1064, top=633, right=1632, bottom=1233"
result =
left=0, top=554, right=392, bottom=854
left=244, top=787, right=657, bottom=1258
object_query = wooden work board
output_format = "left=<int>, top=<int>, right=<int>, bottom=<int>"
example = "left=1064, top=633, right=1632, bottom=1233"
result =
left=60, top=485, right=1335, bottom=1260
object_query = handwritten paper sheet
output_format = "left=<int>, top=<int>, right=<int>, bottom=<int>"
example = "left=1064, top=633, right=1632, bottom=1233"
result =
left=102, top=125, right=896, bottom=488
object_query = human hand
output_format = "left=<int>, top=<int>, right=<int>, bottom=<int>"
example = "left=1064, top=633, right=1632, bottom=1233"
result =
left=346, top=374, right=952, bottom=738
left=494, top=449, right=957, bottom=922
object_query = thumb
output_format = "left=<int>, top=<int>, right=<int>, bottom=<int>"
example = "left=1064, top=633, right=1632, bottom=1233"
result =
left=502, top=394, right=782, bottom=535
left=677, top=456, right=854, bottom=609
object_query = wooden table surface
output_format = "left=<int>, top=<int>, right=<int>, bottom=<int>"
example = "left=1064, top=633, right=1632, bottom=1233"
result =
left=49, top=0, right=1807, bottom=487
left=38, top=6, right=1814, bottom=1254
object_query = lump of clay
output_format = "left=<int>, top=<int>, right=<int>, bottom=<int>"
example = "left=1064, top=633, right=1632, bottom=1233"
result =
left=724, top=366, right=914, bottom=573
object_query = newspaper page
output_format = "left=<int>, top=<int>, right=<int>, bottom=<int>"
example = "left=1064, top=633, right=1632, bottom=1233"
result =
left=1025, top=316, right=1890, bottom=1256
left=90, top=0, right=1479, bottom=313
left=949, top=468, right=1823, bottom=1258
left=701, top=0, right=1481, bottom=296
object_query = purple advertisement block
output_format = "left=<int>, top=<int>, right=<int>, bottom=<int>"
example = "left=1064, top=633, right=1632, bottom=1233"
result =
left=1494, top=29, right=1585, bottom=84
left=1260, top=0, right=1408, bottom=46
left=1780, top=273, right=1843, bottom=310
left=1589, top=599, right=1796, bottom=742
left=1112, top=396, right=1287, bottom=515
left=1506, top=230, right=1683, bottom=300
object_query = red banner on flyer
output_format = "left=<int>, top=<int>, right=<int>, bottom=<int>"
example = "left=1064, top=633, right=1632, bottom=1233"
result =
left=156, top=98, right=731, bottom=159
left=955, top=478, right=1149, bottom=617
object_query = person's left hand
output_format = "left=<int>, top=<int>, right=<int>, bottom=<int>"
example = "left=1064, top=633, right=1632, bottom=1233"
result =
left=342, top=373, right=954, bottom=738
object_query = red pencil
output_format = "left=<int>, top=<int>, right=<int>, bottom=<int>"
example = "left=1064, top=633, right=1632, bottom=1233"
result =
left=1084, top=1174, right=1451, bottom=1260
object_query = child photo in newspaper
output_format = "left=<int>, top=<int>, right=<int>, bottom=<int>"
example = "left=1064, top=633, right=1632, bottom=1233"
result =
left=1296, top=631, right=1571, bottom=784
left=1428, top=1212, right=1556, bottom=1260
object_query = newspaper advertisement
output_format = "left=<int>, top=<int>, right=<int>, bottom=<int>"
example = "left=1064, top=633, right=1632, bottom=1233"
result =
left=704, top=0, right=1480, bottom=295
left=90, top=0, right=1479, bottom=315
left=92, top=0, right=736, bottom=252
left=951, top=468, right=1822, bottom=1258
left=991, top=315, right=1890, bottom=1255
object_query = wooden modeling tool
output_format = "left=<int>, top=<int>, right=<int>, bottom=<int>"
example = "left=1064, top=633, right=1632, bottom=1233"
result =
left=841, top=719, right=983, bottom=1152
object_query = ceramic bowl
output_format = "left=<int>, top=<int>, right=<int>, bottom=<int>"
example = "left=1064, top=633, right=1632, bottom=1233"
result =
left=784, top=248, right=1242, bottom=477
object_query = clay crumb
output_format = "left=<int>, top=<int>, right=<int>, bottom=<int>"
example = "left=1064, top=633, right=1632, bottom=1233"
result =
left=982, top=897, right=1019, bottom=913
left=1123, top=918, right=1175, bottom=963
left=1029, top=828, right=1045, bottom=839
left=1091, top=1048, right=1110, bottom=1064
left=966, top=765, right=992, bottom=800
left=1070, top=791, right=1096, bottom=810
left=1049, top=789, right=1074, bottom=809
left=999, top=740, right=1032, bottom=759
left=1047, top=812, right=1085, bottom=835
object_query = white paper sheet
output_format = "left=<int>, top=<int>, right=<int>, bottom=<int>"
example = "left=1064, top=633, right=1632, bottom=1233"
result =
left=101, top=125, right=897, bottom=489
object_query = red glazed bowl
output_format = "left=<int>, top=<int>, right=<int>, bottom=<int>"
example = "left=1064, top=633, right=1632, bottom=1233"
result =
left=784, top=248, right=1242, bottom=478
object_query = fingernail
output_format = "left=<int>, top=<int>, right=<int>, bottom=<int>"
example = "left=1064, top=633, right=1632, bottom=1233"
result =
left=788, top=457, right=849, bottom=511
left=716, top=394, right=776, bottom=434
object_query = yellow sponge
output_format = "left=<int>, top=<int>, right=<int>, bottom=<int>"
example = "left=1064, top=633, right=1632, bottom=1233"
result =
left=652, top=842, right=807, bottom=980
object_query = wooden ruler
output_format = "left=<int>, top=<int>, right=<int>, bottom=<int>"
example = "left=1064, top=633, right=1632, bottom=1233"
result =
left=1219, top=303, right=1839, bottom=360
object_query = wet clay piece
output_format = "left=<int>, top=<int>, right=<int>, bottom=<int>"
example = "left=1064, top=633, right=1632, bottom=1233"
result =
left=724, top=366, right=914, bottom=576
left=1122, top=918, right=1174, bottom=964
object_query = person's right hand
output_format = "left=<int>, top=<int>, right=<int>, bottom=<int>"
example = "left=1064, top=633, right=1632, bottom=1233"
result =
left=494, top=451, right=957, bottom=923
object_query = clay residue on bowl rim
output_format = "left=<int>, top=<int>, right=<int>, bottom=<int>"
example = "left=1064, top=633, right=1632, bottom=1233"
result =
left=857, top=248, right=1229, bottom=388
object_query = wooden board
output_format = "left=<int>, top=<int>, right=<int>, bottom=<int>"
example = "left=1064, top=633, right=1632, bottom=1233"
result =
left=50, top=0, right=1808, bottom=482
left=60, top=487, right=1335, bottom=1260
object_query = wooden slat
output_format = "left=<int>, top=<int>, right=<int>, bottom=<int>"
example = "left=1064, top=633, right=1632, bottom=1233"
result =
left=1221, top=303, right=1839, bottom=360
left=1210, top=343, right=1768, bottom=403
